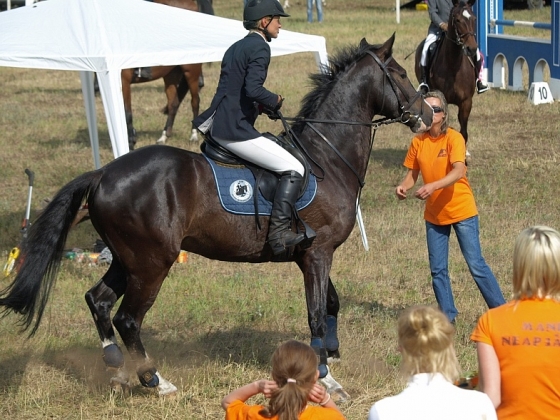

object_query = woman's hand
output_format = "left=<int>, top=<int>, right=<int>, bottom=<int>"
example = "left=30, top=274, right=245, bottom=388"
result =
left=396, top=185, right=408, bottom=200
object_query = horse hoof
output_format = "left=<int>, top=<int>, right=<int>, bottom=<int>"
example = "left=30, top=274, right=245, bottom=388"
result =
left=155, top=372, right=178, bottom=396
left=319, top=368, right=350, bottom=403
left=189, top=129, right=198, bottom=142
left=327, top=349, right=341, bottom=364
left=110, top=376, right=131, bottom=395
left=156, top=131, right=168, bottom=144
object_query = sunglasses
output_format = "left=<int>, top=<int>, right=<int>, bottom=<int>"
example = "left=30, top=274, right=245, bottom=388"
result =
left=432, top=106, right=444, bottom=113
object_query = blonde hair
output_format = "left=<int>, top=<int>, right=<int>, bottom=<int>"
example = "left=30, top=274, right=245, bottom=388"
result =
left=425, top=90, right=449, bottom=133
left=512, top=225, right=560, bottom=300
left=259, top=340, right=318, bottom=420
left=398, top=305, right=460, bottom=382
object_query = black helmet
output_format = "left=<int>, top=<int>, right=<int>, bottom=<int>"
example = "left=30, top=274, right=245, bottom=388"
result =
left=243, top=0, right=289, bottom=29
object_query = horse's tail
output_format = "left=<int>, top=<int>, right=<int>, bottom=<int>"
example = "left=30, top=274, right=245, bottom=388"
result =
left=0, top=169, right=104, bottom=336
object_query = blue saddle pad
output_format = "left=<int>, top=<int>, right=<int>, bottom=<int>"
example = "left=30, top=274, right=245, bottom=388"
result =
left=204, top=155, right=317, bottom=215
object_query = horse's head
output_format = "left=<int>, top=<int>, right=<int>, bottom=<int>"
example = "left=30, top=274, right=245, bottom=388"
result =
left=450, top=0, right=478, bottom=57
left=361, top=34, right=432, bottom=133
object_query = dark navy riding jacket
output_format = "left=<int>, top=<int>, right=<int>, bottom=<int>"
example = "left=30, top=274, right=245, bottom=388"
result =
left=193, top=32, right=279, bottom=141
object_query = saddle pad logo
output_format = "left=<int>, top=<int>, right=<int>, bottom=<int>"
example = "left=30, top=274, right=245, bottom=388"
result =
left=229, top=180, right=253, bottom=203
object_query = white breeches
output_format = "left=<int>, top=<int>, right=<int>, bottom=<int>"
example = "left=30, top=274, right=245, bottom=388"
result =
left=216, top=136, right=305, bottom=177
left=421, top=32, right=438, bottom=66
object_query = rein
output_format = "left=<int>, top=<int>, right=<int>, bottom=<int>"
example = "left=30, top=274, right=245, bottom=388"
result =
left=278, top=50, right=421, bottom=190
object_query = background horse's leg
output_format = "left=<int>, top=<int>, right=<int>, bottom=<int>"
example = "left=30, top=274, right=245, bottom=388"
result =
left=184, top=64, right=201, bottom=142
left=85, top=262, right=130, bottom=393
left=457, top=98, right=473, bottom=153
left=121, top=70, right=137, bottom=150
left=157, top=67, right=183, bottom=144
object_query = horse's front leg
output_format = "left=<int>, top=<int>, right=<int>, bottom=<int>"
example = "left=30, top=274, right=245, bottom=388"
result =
left=457, top=98, right=473, bottom=150
left=326, top=276, right=340, bottom=361
left=298, top=253, right=350, bottom=402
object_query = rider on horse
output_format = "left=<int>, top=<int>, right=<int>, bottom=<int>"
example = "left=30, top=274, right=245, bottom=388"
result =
left=419, top=0, right=488, bottom=95
left=194, top=0, right=306, bottom=255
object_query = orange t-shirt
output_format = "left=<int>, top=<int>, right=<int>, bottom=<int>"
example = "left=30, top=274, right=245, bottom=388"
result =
left=470, top=299, right=560, bottom=419
left=403, top=128, right=477, bottom=225
left=225, top=400, right=345, bottom=420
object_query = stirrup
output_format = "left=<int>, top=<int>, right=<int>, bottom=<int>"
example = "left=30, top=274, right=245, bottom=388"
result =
left=418, top=82, right=429, bottom=94
left=268, top=231, right=305, bottom=255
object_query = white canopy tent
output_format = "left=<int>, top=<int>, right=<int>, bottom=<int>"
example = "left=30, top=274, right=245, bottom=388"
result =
left=0, top=0, right=328, bottom=168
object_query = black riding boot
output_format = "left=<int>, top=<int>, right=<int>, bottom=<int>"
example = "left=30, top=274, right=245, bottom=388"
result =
left=268, top=171, right=305, bottom=255
left=475, top=59, right=489, bottom=94
left=419, top=65, right=429, bottom=94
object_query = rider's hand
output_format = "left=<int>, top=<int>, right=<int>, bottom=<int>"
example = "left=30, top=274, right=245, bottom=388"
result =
left=440, top=22, right=448, bottom=32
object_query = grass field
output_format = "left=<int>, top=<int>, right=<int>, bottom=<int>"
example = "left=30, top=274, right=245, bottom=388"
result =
left=0, top=0, right=559, bottom=418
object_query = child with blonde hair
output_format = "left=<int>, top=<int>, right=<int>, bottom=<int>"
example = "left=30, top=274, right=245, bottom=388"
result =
left=222, top=340, right=345, bottom=420
left=369, top=305, right=496, bottom=420
left=471, top=225, right=560, bottom=419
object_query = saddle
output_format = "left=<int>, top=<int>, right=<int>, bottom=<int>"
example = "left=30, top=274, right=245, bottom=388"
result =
left=200, top=132, right=316, bottom=248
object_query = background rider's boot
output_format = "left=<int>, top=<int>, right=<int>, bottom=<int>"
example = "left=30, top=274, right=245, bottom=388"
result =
left=475, top=59, right=489, bottom=94
left=418, top=65, right=429, bottom=94
left=268, top=171, right=305, bottom=255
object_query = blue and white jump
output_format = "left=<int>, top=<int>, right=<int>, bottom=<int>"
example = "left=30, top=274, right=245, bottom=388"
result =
left=476, top=0, right=560, bottom=100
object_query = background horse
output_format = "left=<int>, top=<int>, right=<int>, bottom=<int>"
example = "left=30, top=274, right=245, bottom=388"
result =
left=0, top=35, right=432, bottom=397
left=122, top=63, right=202, bottom=148
left=414, top=0, right=478, bottom=146
left=123, top=0, right=213, bottom=149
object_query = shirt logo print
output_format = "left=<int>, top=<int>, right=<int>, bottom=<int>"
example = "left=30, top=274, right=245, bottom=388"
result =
left=437, top=149, right=447, bottom=158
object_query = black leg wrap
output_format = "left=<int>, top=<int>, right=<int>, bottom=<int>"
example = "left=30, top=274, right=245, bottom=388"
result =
left=311, top=336, right=329, bottom=378
left=102, top=344, right=125, bottom=369
left=138, top=367, right=159, bottom=388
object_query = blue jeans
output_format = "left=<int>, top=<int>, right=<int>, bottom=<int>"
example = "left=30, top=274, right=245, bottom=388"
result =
left=426, top=216, right=505, bottom=322
left=307, top=0, right=323, bottom=22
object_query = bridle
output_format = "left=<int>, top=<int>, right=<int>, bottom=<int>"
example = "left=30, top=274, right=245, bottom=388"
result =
left=279, top=48, right=428, bottom=190
left=447, top=4, right=477, bottom=57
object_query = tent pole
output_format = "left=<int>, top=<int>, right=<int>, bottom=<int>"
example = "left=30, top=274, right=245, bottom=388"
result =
left=79, top=71, right=101, bottom=169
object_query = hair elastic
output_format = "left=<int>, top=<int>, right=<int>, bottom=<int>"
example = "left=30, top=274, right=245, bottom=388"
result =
left=287, top=378, right=296, bottom=383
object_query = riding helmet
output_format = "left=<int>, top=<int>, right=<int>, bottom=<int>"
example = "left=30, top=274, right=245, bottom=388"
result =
left=243, top=0, right=289, bottom=30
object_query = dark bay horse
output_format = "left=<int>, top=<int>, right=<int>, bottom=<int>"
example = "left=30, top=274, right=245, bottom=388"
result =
left=123, top=0, right=212, bottom=149
left=414, top=0, right=478, bottom=145
left=0, top=35, right=432, bottom=397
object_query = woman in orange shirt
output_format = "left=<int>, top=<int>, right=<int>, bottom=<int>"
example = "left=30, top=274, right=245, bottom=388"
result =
left=221, top=340, right=345, bottom=420
left=471, top=225, right=560, bottom=419
left=395, top=90, right=504, bottom=323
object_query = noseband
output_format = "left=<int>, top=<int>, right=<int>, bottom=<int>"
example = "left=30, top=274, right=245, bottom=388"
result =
left=364, top=50, right=424, bottom=125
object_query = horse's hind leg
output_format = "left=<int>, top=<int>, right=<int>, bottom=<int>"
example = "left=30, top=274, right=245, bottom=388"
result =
left=185, top=64, right=201, bottom=142
left=157, top=67, right=182, bottom=144
left=85, top=261, right=130, bottom=393
left=111, top=267, right=177, bottom=396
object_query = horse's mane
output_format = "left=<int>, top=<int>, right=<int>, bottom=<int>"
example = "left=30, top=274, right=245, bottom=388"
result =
left=291, top=41, right=384, bottom=135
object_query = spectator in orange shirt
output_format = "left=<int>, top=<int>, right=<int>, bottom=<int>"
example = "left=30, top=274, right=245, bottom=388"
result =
left=221, top=340, right=345, bottom=420
left=471, top=225, right=560, bottom=419
left=395, top=90, right=505, bottom=323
